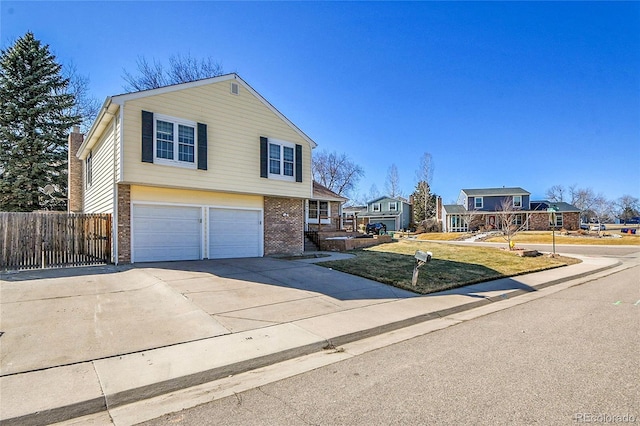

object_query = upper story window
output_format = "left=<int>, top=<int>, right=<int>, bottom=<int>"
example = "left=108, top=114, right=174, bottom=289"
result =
left=141, top=110, right=207, bottom=171
left=268, top=139, right=295, bottom=181
left=154, top=114, right=197, bottom=168
left=513, top=195, right=522, bottom=208
left=372, top=203, right=381, bottom=212
left=474, top=197, right=483, bottom=209
left=389, top=202, right=398, bottom=211
left=260, top=136, right=302, bottom=183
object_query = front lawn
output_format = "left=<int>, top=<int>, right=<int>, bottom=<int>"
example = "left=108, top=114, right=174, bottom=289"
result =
left=481, top=231, right=640, bottom=246
left=318, top=240, right=580, bottom=294
left=416, top=230, right=640, bottom=245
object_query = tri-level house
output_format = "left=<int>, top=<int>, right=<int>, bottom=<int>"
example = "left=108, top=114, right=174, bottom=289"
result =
left=68, top=73, right=333, bottom=263
left=441, top=187, right=581, bottom=232
left=346, top=196, right=412, bottom=232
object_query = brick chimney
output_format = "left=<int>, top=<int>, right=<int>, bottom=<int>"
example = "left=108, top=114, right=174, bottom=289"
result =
left=68, top=126, right=84, bottom=213
left=436, top=196, right=442, bottom=220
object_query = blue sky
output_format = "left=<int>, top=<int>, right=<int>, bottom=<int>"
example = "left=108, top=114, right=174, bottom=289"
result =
left=2, top=1, right=639, bottom=204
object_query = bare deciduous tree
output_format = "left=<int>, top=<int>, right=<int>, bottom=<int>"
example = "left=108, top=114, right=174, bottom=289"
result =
left=616, top=195, right=640, bottom=224
left=590, top=195, right=614, bottom=235
left=64, top=62, right=100, bottom=133
left=122, top=53, right=224, bottom=92
left=385, top=163, right=402, bottom=198
left=495, top=197, right=529, bottom=250
left=367, top=183, right=381, bottom=202
left=312, top=150, right=364, bottom=197
left=415, top=152, right=434, bottom=186
left=546, top=184, right=614, bottom=225
left=545, top=184, right=566, bottom=203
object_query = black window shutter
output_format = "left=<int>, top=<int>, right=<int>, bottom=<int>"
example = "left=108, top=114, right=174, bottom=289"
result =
left=260, top=136, right=268, bottom=178
left=295, top=144, right=303, bottom=182
left=197, top=123, right=207, bottom=170
left=141, top=110, right=154, bottom=163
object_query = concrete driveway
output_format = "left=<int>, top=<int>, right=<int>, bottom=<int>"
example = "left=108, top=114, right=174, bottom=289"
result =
left=0, top=257, right=417, bottom=376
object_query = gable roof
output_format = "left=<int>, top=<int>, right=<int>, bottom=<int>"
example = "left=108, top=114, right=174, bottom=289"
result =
left=461, top=187, right=530, bottom=197
left=78, top=73, right=317, bottom=159
left=312, top=181, right=348, bottom=202
left=530, top=200, right=581, bottom=212
left=442, top=204, right=468, bottom=214
left=367, top=195, right=410, bottom=205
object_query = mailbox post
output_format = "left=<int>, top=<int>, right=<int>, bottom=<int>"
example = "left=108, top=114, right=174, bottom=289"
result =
left=412, top=250, right=432, bottom=286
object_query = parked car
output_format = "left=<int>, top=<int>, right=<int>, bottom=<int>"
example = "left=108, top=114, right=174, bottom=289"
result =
left=590, top=224, right=606, bottom=231
left=366, top=223, right=387, bottom=235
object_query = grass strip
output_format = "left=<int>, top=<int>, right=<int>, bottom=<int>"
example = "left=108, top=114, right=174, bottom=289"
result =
left=318, top=240, right=580, bottom=295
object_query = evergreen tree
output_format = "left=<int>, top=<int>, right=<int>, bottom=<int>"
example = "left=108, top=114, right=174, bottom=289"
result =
left=411, top=180, right=436, bottom=223
left=0, top=32, right=79, bottom=211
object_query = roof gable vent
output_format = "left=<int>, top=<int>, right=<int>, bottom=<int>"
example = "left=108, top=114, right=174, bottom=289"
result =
left=230, top=82, right=239, bottom=95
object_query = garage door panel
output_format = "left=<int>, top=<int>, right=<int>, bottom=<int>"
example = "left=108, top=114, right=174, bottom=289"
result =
left=133, top=205, right=202, bottom=262
left=379, top=219, right=396, bottom=231
left=132, top=246, right=201, bottom=262
left=209, top=208, right=261, bottom=259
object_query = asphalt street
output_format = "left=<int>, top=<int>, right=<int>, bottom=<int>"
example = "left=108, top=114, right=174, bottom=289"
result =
left=141, top=252, right=639, bottom=426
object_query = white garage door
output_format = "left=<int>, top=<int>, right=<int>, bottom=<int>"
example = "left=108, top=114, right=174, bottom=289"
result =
left=209, top=208, right=262, bottom=259
left=132, top=204, right=202, bottom=262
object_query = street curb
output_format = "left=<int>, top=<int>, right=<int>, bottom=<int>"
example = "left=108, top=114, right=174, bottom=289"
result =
left=0, top=259, right=622, bottom=426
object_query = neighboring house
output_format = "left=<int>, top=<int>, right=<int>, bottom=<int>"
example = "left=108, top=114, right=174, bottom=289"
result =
left=305, top=181, right=347, bottom=232
left=358, top=196, right=412, bottom=231
left=441, top=187, right=581, bottom=232
left=68, top=73, right=322, bottom=263
left=342, top=205, right=367, bottom=231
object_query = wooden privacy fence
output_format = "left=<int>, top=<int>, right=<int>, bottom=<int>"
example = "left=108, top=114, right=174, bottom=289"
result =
left=0, top=212, right=112, bottom=271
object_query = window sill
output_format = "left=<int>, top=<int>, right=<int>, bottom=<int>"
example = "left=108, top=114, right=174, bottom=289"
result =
left=153, top=158, right=197, bottom=170
left=268, top=173, right=296, bottom=182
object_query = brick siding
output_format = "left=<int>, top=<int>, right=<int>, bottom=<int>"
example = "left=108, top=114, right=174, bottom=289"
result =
left=264, top=197, right=304, bottom=255
left=529, top=211, right=579, bottom=231
left=117, top=184, right=131, bottom=264
left=67, top=128, right=84, bottom=213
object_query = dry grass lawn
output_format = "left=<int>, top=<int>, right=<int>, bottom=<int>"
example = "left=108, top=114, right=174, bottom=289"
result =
left=319, top=240, right=580, bottom=294
left=416, top=229, right=640, bottom=245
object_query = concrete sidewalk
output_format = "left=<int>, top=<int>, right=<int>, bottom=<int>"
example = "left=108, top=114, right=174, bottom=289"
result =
left=0, top=253, right=622, bottom=425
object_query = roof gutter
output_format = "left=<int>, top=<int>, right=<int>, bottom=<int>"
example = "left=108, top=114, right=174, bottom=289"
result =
left=76, top=96, right=119, bottom=160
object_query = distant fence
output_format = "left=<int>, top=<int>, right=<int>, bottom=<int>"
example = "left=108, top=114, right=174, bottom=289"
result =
left=0, top=212, right=112, bottom=271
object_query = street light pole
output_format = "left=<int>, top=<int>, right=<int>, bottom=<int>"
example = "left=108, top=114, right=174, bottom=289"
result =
left=547, top=205, right=559, bottom=256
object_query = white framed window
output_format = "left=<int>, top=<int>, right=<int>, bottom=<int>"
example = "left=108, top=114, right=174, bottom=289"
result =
left=550, top=213, right=563, bottom=227
left=474, top=197, right=483, bottom=209
left=268, top=139, right=295, bottom=181
left=86, top=152, right=92, bottom=188
left=308, top=201, right=330, bottom=223
left=513, top=196, right=522, bottom=208
left=372, top=203, right=381, bottom=212
left=513, top=214, right=523, bottom=226
left=389, top=202, right=398, bottom=211
left=154, top=114, right=197, bottom=169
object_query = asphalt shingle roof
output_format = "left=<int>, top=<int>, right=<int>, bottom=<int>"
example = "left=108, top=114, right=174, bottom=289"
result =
left=461, top=187, right=530, bottom=196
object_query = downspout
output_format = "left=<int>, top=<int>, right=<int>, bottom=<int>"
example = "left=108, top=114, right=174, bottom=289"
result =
left=112, top=112, right=118, bottom=264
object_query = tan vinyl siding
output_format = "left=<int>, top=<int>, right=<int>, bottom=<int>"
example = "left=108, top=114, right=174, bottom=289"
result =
left=130, top=185, right=263, bottom=209
left=84, top=116, right=116, bottom=213
left=120, top=81, right=313, bottom=199
left=115, top=111, right=122, bottom=181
